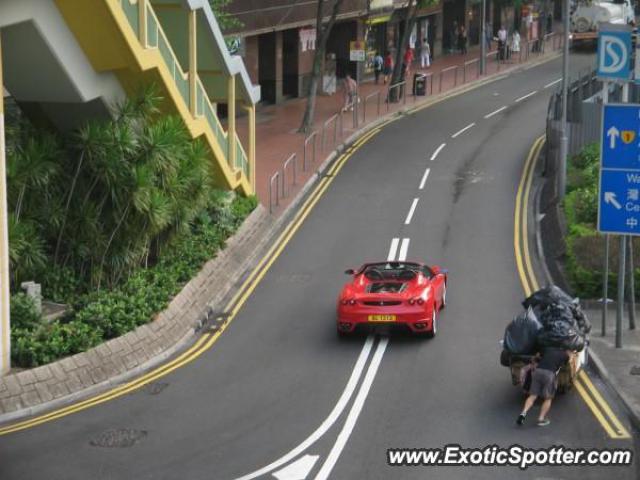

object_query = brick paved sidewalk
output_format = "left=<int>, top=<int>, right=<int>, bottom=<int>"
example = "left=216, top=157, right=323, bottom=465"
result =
left=237, top=32, right=563, bottom=217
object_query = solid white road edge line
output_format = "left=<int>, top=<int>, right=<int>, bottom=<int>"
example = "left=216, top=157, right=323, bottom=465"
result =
left=404, top=199, right=419, bottom=225
left=399, top=239, right=410, bottom=261
left=430, top=143, right=446, bottom=161
left=544, top=78, right=562, bottom=89
left=451, top=123, right=475, bottom=138
left=232, top=336, right=375, bottom=480
left=419, top=168, right=430, bottom=190
left=484, top=106, right=507, bottom=119
left=515, top=91, right=537, bottom=103
left=387, top=238, right=400, bottom=262
left=314, top=337, right=389, bottom=480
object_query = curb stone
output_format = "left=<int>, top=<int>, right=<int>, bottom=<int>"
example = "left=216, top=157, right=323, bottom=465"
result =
left=0, top=49, right=563, bottom=427
left=530, top=138, right=640, bottom=433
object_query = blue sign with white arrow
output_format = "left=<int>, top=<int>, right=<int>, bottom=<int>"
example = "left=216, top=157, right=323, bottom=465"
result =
left=599, top=103, right=640, bottom=235
left=597, top=26, right=632, bottom=81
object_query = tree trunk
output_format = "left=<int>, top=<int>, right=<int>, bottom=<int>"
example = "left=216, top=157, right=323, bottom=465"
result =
left=390, top=0, right=418, bottom=102
left=54, top=151, right=84, bottom=263
left=298, top=0, right=343, bottom=133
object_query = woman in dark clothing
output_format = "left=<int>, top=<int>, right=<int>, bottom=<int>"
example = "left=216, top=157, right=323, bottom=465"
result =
left=458, top=25, right=467, bottom=55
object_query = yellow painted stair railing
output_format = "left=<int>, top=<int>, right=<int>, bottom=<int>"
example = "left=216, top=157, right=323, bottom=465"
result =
left=55, top=0, right=252, bottom=195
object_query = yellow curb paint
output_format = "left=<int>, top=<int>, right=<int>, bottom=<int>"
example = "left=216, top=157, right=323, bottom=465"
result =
left=0, top=120, right=382, bottom=436
left=578, top=370, right=631, bottom=439
left=515, top=136, right=631, bottom=440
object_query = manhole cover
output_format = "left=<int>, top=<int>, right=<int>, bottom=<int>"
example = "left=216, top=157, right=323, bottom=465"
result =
left=630, top=365, right=640, bottom=376
left=143, top=382, right=169, bottom=395
left=90, top=429, right=147, bottom=448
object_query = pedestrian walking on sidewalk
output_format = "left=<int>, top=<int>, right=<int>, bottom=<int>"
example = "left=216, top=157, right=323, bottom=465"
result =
left=516, top=347, right=572, bottom=427
left=420, top=39, right=431, bottom=68
left=485, top=21, right=493, bottom=51
left=383, top=51, right=394, bottom=84
left=498, top=25, right=507, bottom=60
left=342, top=73, right=357, bottom=112
left=458, top=25, right=468, bottom=55
left=511, top=30, right=521, bottom=57
left=403, top=47, right=414, bottom=78
left=373, top=53, right=384, bottom=84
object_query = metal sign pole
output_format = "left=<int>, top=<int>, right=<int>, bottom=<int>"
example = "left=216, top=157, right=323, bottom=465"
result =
left=0, top=37, right=10, bottom=374
left=602, top=80, right=610, bottom=338
left=615, top=82, right=630, bottom=348
left=558, top=0, right=570, bottom=197
left=628, top=235, right=636, bottom=329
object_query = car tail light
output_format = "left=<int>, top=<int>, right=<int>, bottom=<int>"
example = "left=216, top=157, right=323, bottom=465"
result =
left=417, top=298, right=424, bottom=305
left=349, top=299, right=356, bottom=305
left=408, top=299, right=415, bottom=305
left=342, top=299, right=356, bottom=305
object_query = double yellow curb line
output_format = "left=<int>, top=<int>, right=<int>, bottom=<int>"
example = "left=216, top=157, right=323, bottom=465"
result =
left=514, top=135, right=631, bottom=440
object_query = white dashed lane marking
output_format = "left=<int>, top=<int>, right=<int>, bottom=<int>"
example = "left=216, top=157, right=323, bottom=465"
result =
left=430, top=143, right=446, bottom=161
left=451, top=123, right=475, bottom=138
left=484, top=106, right=507, bottom=119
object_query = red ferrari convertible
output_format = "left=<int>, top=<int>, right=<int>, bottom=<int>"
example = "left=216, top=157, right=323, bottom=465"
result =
left=336, top=261, right=447, bottom=337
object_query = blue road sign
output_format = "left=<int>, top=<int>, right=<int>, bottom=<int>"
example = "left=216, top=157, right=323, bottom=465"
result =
left=601, top=104, right=640, bottom=170
left=597, top=27, right=632, bottom=81
left=599, top=103, right=640, bottom=235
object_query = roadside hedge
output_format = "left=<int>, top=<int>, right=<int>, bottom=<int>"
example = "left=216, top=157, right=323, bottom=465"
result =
left=10, top=194, right=257, bottom=367
left=563, top=143, right=640, bottom=300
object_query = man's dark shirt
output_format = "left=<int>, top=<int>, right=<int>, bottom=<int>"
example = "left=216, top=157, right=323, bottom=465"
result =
left=537, top=347, right=570, bottom=373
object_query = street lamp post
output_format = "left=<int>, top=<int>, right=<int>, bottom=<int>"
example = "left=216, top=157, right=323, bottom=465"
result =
left=559, top=0, right=570, bottom=197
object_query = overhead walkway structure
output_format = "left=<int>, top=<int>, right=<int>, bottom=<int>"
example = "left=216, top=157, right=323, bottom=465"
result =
left=0, top=0, right=260, bottom=195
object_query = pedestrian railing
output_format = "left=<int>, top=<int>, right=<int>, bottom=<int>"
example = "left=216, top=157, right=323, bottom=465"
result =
left=424, top=72, right=434, bottom=95
left=283, top=153, right=297, bottom=197
left=439, top=65, right=458, bottom=91
left=321, top=113, right=340, bottom=152
left=362, top=91, right=382, bottom=124
left=269, top=172, right=281, bottom=214
left=386, top=81, right=407, bottom=110
left=463, top=59, right=480, bottom=83
left=303, top=131, right=318, bottom=172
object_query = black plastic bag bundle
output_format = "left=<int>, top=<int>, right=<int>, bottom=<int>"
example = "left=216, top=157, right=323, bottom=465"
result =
left=503, top=307, right=542, bottom=355
left=523, top=285, right=591, bottom=335
left=537, top=320, right=586, bottom=351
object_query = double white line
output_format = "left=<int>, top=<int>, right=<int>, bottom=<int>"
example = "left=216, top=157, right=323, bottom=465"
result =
left=235, top=238, right=408, bottom=480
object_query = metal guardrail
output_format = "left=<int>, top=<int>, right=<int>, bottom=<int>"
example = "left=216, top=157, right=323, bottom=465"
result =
left=283, top=153, right=297, bottom=197
left=303, top=131, right=318, bottom=172
left=362, top=91, right=381, bottom=124
left=439, top=65, right=458, bottom=92
left=386, top=81, right=407, bottom=110
left=463, top=59, right=480, bottom=83
left=269, top=172, right=280, bottom=214
left=321, top=113, right=339, bottom=152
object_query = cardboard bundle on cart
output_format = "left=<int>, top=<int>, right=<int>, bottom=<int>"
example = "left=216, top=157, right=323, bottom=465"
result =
left=500, top=286, right=591, bottom=393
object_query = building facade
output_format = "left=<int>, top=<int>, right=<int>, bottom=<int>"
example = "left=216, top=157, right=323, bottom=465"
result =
left=224, top=0, right=446, bottom=104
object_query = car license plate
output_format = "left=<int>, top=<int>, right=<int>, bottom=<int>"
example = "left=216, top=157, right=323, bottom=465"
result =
left=368, top=314, right=396, bottom=322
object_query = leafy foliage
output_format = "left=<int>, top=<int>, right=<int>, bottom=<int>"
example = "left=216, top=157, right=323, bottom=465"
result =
left=10, top=194, right=256, bottom=367
left=562, top=143, right=640, bottom=299
left=6, top=87, right=258, bottom=367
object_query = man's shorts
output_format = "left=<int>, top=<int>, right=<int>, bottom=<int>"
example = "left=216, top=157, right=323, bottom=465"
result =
left=529, top=368, right=557, bottom=399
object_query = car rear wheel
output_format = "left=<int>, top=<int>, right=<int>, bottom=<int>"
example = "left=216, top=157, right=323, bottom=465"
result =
left=425, top=308, right=437, bottom=339
left=440, top=283, right=447, bottom=310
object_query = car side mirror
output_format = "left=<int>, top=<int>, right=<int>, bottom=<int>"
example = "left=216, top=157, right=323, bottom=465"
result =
left=344, top=268, right=355, bottom=275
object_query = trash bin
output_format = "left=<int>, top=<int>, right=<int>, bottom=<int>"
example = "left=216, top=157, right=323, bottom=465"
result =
left=413, top=73, right=427, bottom=96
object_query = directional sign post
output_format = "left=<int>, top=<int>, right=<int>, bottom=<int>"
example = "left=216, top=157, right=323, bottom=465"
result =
left=598, top=104, right=640, bottom=235
left=597, top=24, right=632, bottom=81
left=598, top=102, right=640, bottom=348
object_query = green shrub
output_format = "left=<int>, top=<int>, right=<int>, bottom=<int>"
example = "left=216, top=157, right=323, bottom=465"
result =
left=10, top=293, right=42, bottom=330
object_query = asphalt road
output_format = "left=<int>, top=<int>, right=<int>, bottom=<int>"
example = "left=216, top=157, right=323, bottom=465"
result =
left=1, top=53, right=637, bottom=480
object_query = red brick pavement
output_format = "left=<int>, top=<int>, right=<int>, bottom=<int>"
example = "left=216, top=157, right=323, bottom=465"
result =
left=236, top=32, right=563, bottom=217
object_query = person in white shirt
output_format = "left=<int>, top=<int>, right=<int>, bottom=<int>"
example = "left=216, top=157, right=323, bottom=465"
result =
left=511, top=30, right=521, bottom=57
left=498, top=26, right=507, bottom=60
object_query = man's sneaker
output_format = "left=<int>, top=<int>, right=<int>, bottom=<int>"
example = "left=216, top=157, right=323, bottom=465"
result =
left=516, top=414, right=526, bottom=426
left=537, top=418, right=551, bottom=427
